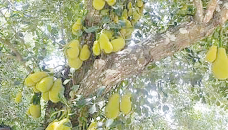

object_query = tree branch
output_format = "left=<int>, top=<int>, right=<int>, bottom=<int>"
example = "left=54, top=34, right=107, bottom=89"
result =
left=77, top=6, right=228, bottom=97
left=203, top=0, right=218, bottom=23
left=0, top=38, right=32, bottom=73
left=194, top=0, right=204, bottom=23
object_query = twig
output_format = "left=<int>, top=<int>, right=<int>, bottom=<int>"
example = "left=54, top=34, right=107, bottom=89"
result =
left=194, top=0, right=204, bottom=23
left=0, top=38, right=32, bottom=73
left=203, top=0, right=218, bottom=23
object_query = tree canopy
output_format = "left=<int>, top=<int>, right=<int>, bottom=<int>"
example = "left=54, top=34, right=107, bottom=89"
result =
left=1, top=0, right=228, bottom=129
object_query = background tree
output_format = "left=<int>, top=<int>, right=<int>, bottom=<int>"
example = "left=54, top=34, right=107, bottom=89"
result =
left=1, top=0, right=228, bottom=129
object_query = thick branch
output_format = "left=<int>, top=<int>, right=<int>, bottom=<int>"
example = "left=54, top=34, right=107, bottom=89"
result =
left=194, top=0, right=204, bottom=23
left=0, top=38, right=32, bottom=73
left=77, top=6, right=228, bottom=97
left=203, top=0, right=218, bottom=23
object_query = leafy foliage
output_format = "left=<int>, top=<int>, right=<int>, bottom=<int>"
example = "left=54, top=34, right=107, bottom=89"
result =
left=1, top=0, right=228, bottom=130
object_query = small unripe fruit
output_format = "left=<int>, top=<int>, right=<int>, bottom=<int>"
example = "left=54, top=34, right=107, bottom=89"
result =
left=72, top=18, right=82, bottom=34
left=24, top=76, right=35, bottom=87
left=102, top=30, right=114, bottom=39
left=79, top=44, right=91, bottom=61
left=33, top=86, right=40, bottom=93
left=65, top=40, right=80, bottom=59
left=105, top=93, right=120, bottom=119
left=92, top=41, right=101, bottom=56
left=120, top=93, right=132, bottom=115
left=111, top=37, right=125, bottom=52
left=93, top=0, right=105, bottom=10
left=36, top=76, right=54, bottom=92
left=29, top=104, right=41, bottom=118
left=137, top=0, right=143, bottom=7
left=99, top=33, right=113, bottom=53
left=205, top=45, right=217, bottom=63
left=212, top=48, right=228, bottom=80
left=29, top=71, right=48, bottom=83
left=106, top=0, right=116, bottom=6
left=15, top=91, right=22, bottom=103
left=122, top=9, right=128, bottom=20
left=68, top=57, right=83, bottom=70
left=49, top=79, right=64, bottom=103
left=42, top=91, right=49, bottom=101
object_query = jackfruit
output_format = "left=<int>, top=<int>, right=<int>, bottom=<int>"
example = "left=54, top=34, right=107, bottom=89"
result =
left=139, top=4, right=144, bottom=15
left=128, top=2, right=132, bottom=9
left=26, top=108, right=31, bottom=115
left=212, top=48, right=228, bottom=80
left=93, top=0, right=105, bottom=10
left=99, top=33, right=113, bottom=53
left=92, top=41, right=101, bottom=56
left=205, top=45, right=217, bottom=63
left=111, top=37, right=125, bottom=52
left=42, top=91, right=49, bottom=101
left=137, top=0, right=143, bottom=7
left=106, top=0, right=116, bottom=6
left=36, top=76, right=54, bottom=92
left=133, top=10, right=141, bottom=21
left=66, top=40, right=80, bottom=59
left=120, top=29, right=127, bottom=37
left=24, top=75, right=35, bottom=87
left=113, top=15, right=119, bottom=23
left=15, top=91, right=22, bottom=103
left=46, top=120, right=59, bottom=130
left=105, top=93, right=120, bottom=119
left=122, top=9, right=128, bottom=20
left=120, top=93, right=132, bottom=115
left=124, top=19, right=132, bottom=28
left=72, top=18, right=82, bottom=34
left=101, top=9, right=109, bottom=16
left=102, top=30, right=113, bottom=39
left=68, top=57, right=83, bottom=70
left=88, top=122, right=97, bottom=130
left=79, top=44, right=91, bottom=61
left=29, top=104, right=41, bottom=118
left=58, top=118, right=72, bottom=130
left=29, top=71, right=48, bottom=83
left=33, top=86, right=40, bottom=93
left=49, top=79, right=64, bottom=103
left=126, top=28, right=134, bottom=37
left=128, top=8, right=133, bottom=16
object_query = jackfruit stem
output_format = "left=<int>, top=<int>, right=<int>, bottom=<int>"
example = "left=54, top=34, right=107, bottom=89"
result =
left=219, top=26, right=223, bottom=48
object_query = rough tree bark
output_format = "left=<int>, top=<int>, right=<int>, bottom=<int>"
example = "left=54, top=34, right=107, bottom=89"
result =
left=77, top=1, right=228, bottom=96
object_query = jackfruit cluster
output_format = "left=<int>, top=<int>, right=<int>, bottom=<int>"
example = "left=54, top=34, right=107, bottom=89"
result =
left=45, top=118, right=72, bottom=130
left=24, top=71, right=65, bottom=103
left=91, top=1, right=144, bottom=56
left=205, top=46, right=228, bottom=80
left=64, top=40, right=91, bottom=70
left=105, top=93, right=132, bottom=119
left=66, top=1, right=144, bottom=69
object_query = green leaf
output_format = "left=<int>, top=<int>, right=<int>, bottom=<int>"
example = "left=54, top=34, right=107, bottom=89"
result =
left=96, top=86, right=105, bottom=97
left=63, top=121, right=72, bottom=127
left=14, top=81, right=20, bottom=85
left=47, top=25, right=52, bottom=32
left=102, top=16, right=111, bottom=23
left=63, top=79, right=71, bottom=85
left=72, top=85, right=79, bottom=91
left=84, top=26, right=99, bottom=33
left=89, top=104, right=97, bottom=114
